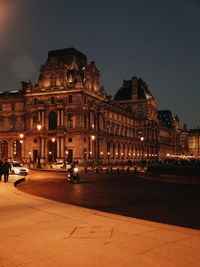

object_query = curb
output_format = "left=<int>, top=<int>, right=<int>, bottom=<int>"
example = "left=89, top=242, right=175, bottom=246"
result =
left=14, top=177, right=26, bottom=187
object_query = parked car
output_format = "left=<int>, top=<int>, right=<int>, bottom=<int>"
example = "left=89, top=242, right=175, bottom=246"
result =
left=50, top=161, right=66, bottom=169
left=11, top=161, right=29, bottom=175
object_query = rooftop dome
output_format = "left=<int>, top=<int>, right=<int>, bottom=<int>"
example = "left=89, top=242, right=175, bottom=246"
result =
left=114, top=77, right=153, bottom=101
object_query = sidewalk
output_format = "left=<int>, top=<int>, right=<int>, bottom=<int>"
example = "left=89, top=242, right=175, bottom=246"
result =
left=0, top=176, right=200, bottom=267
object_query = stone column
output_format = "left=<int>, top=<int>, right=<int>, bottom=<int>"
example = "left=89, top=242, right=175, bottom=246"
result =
left=61, top=110, right=64, bottom=127
left=60, top=137, right=64, bottom=158
left=57, top=110, right=60, bottom=128
left=30, top=116, right=33, bottom=130
left=40, top=137, right=43, bottom=158
left=42, top=111, right=45, bottom=129
left=57, top=137, right=60, bottom=158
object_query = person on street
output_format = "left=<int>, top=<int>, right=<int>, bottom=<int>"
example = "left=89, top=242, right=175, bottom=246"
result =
left=2, top=159, right=11, bottom=183
left=0, top=159, right=3, bottom=182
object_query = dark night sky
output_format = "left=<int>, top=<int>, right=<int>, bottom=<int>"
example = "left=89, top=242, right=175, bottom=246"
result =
left=0, top=0, right=200, bottom=128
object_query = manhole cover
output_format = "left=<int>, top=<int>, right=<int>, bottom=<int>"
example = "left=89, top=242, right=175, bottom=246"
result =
left=69, top=227, right=113, bottom=238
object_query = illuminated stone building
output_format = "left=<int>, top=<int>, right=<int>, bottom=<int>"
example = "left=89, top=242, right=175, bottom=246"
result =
left=0, top=47, right=192, bottom=165
left=158, top=111, right=183, bottom=159
left=113, top=77, right=159, bottom=161
left=188, top=128, right=200, bottom=158
left=0, top=48, right=142, bottom=165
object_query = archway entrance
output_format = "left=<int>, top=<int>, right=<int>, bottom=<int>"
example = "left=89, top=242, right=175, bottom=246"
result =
left=0, top=140, right=8, bottom=159
left=47, top=140, right=57, bottom=162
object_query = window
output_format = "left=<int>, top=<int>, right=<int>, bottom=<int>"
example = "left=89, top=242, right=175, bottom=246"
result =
left=84, top=113, right=87, bottom=129
left=68, top=95, right=73, bottom=103
left=83, top=96, right=87, bottom=104
left=33, top=115, right=38, bottom=123
left=51, top=75, right=56, bottom=87
left=12, top=103, right=15, bottom=111
left=68, top=113, right=73, bottom=128
left=51, top=97, right=55, bottom=104
left=0, top=104, right=2, bottom=111
left=49, top=111, right=57, bottom=130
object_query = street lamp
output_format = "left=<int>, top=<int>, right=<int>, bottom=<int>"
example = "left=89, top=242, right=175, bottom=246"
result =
left=140, top=136, right=144, bottom=164
left=121, top=152, right=124, bottom=165
left=115, top=152, right=118, bottom=165
left=37, top=124, right=42, bottom=168
left=19, top=134, right=24, bottom=139
left=100, top=151, right=103, bottom=165
left=52, top=138, right=56, bottom=163
left=64, top=150, right=69, bottom=167
left=19, top=133, right=24, bottom=162
left=91, top=135, right=95, bottom=165
left=107, top=152, right=110, bottom=165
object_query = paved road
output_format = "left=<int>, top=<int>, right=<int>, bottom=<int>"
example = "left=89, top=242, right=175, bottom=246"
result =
left=17, top=170, right=200, bottom=229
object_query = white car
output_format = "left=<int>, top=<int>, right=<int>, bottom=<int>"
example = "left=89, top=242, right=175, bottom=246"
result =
left=11, top=162, right=29, bottom=175
left=50, top=162, right=65, bottom=169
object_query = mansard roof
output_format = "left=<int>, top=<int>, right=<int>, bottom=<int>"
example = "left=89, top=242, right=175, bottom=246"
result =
left=113, top=77, right=153, bottom=101
left=47, top=47, right=87, bottom=69
left=189, top=128, right=200, bottom=134
left=0, top=90, right=24, bottom=98
left=158, top=110, right=173, bottom=128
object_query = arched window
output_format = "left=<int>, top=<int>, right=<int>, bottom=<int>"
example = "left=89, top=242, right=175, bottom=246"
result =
left=68, top=95, right=72, bottom=103
left=49, top=111, right=57, bottom=130
left=51, top=75, right=56, bottom=87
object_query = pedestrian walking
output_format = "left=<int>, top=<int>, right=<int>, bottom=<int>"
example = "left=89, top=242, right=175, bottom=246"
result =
left=0, top=159, right=3, bottom=182
left=2, top=159, right=11, bottom=183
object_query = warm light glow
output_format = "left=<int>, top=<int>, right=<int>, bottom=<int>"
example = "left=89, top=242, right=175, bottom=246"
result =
left=166, top=153, right=170, bottom=157
left=91, top=135, right=95, bottom=140
left=89, top=151, right=92, bottom=154
left=19, top=134, right=24, bottom=139
left=29, top=152, right=31, bottom=155
left=100, top=152, right=103, bottom=155
left=140, top=136, right=144, bottom=142
left=49, top=151, right=52, bottom=155
left=52, top=138, right=56, bottom=143
left=107, top=152, right=110, bottom=155
left=65, top=150, right=69, bottom=154
left=37, top=124, right=42, bottom=131
left=20, top=140, right=23, bottom=144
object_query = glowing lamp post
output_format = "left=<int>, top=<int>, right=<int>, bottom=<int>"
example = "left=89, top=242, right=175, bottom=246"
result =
left=91, top=135, right=95, bottom=165
left=140, top=136, right=144, bottom=164
left=107, top=152, right=110, bottom=165
left=37, top=124, right=42, bottom=168
left=115, top=152, right=118, bottom=165
left=100, top=151, right=103, bottom=165
left=52, top=138, right=56, bottom=163
left=19, top=133, right=24, bottom=162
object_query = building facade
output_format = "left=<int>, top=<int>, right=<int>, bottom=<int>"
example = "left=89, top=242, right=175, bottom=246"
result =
left=0, top=48, right=196, bottom=166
